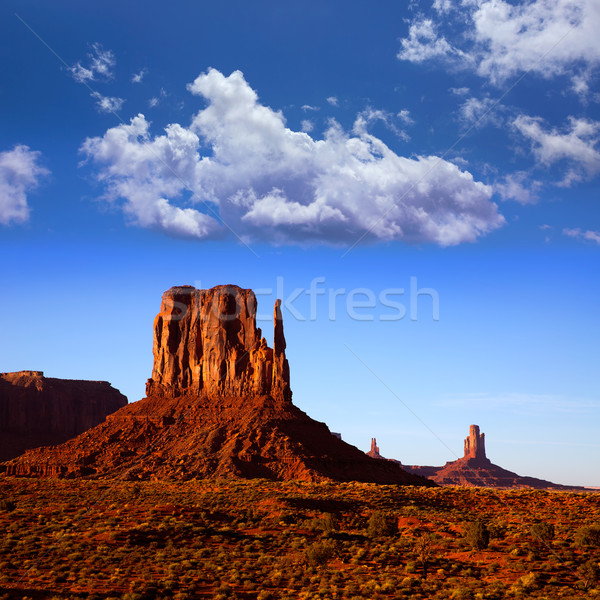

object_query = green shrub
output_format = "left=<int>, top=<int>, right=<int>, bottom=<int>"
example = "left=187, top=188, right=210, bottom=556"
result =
left=305, top=539, right=336, bottom=566
left=414, top=533, right=433, bottom=579
left=512, top=571, right=538, bottom=592
left=309, top=512, right=338, bottom=534
left=574, top=524, right=600, bottom=549
left=463, top=520, right=489, bottom=550
left=578, top=559, right=600, bottom=590
left=367, top=510, right=397, bottom=538
left=530, top=521, right=555, bottom=544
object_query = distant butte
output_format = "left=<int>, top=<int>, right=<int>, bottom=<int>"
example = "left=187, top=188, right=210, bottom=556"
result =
left=0, top=371, right=127, bottom=462
left=370, top=425, right=587, bottom=490
left=3, top=285, right=432, bottom=485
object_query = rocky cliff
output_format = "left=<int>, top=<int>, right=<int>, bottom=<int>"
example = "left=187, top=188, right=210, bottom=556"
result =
left=463, top=424, right=486, bottom=460
left=366, top=438, right=382, bottom=459
left=0, top=371, right=127, bottom=462
left=145, top=285, right=290, bottom=402
left=4, top=285, right=432, bottom=485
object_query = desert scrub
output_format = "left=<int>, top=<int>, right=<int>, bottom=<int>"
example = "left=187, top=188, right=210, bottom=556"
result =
left=304, top=539, right=337, bottom=566
left=413, top=533, right=434, bottom=579
left=367, top=510, right=398, bottom=538
left=578, top=559, right=600, bottom=590
left=574, top=524, right=600, bottom=549
left=463, top=519, right=490, bottom=550
left=530, top=521, right=555, bottom=544
left=308, top=512, right=338, bottom=534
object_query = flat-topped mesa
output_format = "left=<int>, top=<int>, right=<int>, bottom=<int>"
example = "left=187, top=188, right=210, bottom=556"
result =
left=0, top=371, right=127, bottom=462
left=464, top=424, right=486, bottom=461
left=145, top=285, right=291, bottom=402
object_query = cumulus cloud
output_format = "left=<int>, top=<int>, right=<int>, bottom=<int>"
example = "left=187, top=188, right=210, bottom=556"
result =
left=0, top=145, right=49, bottom=225
left=399, top=0, right=600, bottom=89
left=563, top=227, right=600, bottom=244
left=70, top=43, right=115, bottom=83
left=326, top=96, right=339, bottom=107
left=91, top=92, right=125, bottom=113
left=81, top=68, right=505, bottom=245
left=513, top=115, right=600, bottom=184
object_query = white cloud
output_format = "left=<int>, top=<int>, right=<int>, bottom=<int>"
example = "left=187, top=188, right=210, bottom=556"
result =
left=300, top=119, right=314, bottom=133
left=571, top=73, right=590, bottom=96
left=398, top=19, right=468, bottom=63
left=80, top=116, right=221, bottom=239
left=81, top=68, right=505, bottom=245
left=450, top=87, right=470, bottom=96
left=495, top=171, right=541, bottom=204
left=513, top=115, right=600, bottom=184
left=563, top=227, right=600, bottom=244
left=131, top=68, right=147, bottom=84
left=397, top=109, right=415, bottom=125
left=472, top=0, right=600, bottom=85
left=301, top=104, right=319, bottom=112
left=0, top=145, right=49, bottom=225
left=70, top=43, right=115, bottom=83
left=148, top=88, right=168, bottom=108
left=399, top=0, right=600, bottom=90
left=91, top=92, right=125, bottom=113
left=326, top=96, right=339, bottom=107
left=353, top=107, right=410, bottom=141
left=459, top=97, right=503, bottom=128
left=432, top=0, right=453, bottom=13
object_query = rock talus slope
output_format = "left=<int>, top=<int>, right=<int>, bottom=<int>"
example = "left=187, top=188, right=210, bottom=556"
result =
left=4, top=285, right=431, bottom=485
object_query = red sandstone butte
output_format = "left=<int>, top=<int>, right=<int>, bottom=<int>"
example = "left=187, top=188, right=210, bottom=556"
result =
left=0, top=371, right=127, bottom=462
left=366, top=438, right=382, bottom=459
left=3, top=285, right=432, bottom=485
left=400, top=424, right=585, bottom=490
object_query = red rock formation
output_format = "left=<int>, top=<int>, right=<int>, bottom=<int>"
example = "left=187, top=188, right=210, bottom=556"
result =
left=366, top=438, right=381, bottom=459
left=146, top=285, right=290, bottom=402
left=3, top=285, right=432, bottom=486
left=0, top=371, right=127, bottom=462
left=464, top=424, right=486, bottom=460
left=401, top=425, right=585, bottom=490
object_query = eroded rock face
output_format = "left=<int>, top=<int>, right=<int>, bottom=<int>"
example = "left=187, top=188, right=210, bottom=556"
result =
left=366, top=437, right=382, bottom=459
left=402, top=425, right=584, bottom=490
left=464, top=424, right=486, bottom=460
left=0, top=371, right=127, bottom=462
left=3, top=285, right=433, bottom=486
left=146, top=285, right=290, bottom=402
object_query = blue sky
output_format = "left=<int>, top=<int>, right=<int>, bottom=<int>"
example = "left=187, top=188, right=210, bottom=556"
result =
left=1, top=0, right=598, bottom=486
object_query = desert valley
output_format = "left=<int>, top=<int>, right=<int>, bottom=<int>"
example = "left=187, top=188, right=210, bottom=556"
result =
left=1, top=285, right=599, bottom=599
